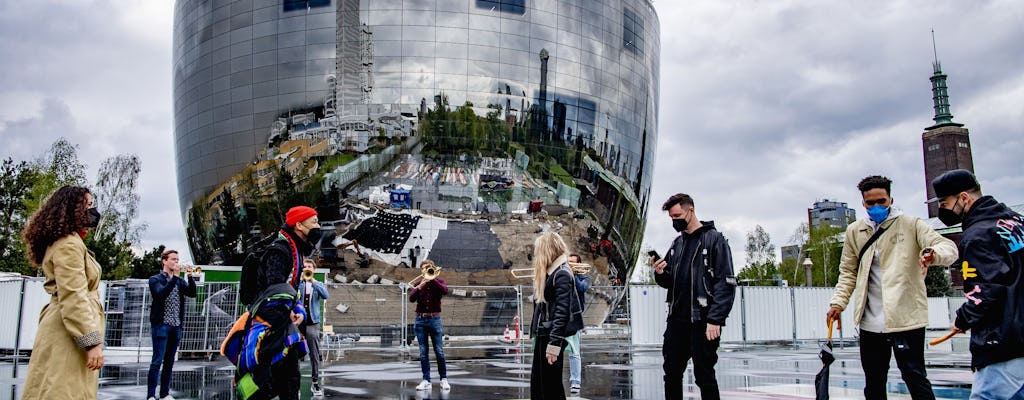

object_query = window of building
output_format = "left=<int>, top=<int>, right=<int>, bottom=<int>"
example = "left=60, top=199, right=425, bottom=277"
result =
left=928, top=144, right=940, bottom=151
left=958, top=142, right=969, bottom=148
left=623, top=8, right=644, bottom=56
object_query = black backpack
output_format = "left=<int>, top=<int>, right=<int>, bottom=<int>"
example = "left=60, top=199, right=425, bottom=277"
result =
left=238, top=232, right=285, bottom=306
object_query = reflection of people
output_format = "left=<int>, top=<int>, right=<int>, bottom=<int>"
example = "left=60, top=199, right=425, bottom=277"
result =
left=529, top=232, right=583, bottom=400
left=147, top=249, right=197, bottom=400
left=827, top=176, right=957, bottom=400
left=409, top=260, right=450, bottom=392
left=652, top=193, right=737, bottom=400
left=251, top=205, right=320, bottom=400
left=22, top=186, right=105, bottom=399
left=930, top=169, right=1024, bottom=399
left=565, top=253, right=590, bottom=395
left=299, top=258, right=329, bottom=397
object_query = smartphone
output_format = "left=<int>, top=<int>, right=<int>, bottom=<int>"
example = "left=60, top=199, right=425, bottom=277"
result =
left=647, top=250, right=660, bottom=260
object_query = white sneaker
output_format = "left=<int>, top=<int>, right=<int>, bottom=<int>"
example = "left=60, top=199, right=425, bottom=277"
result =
left=160, top=396, right=176, bottom=400
left=147, top=397, right=157, bottom=400
left=312, top=382, right=324, bottom=396
left=440, top=378, right=451, bottom=391
left=570, top=382, right=581, bottom=394
left=416, top=380, right=432, bottom=390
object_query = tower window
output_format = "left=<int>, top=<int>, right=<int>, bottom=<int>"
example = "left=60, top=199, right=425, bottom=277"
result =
left=928, top=144, right=940, bottom=151
left=958, top=142, right=969, bottom=148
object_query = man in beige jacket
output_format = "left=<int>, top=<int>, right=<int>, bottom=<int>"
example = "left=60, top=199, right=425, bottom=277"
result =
left=826, top=175, right=957, bottom=400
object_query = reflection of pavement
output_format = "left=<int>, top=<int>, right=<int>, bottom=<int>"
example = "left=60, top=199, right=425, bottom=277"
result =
left=12, top=337, right=971, bottom=399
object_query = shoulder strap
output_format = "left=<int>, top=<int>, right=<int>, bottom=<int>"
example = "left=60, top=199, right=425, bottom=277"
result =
left=858, top=225, right=888, bottom=261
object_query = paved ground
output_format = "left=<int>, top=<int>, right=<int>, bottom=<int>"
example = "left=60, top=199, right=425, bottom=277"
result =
left=1, top=337, right=974, bottom=399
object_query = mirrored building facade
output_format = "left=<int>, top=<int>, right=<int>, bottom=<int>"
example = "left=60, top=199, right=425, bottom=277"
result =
left=173, top=0, right=660, bottom=296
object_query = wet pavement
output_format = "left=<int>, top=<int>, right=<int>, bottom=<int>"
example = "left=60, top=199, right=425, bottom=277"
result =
left=2, top=337, right=974, bottom=399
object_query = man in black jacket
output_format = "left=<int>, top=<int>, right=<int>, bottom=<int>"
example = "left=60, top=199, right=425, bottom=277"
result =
left=930, top=169, right=1024, bottom=399
left=147, top=249, right=197, bottom=400
left=652, top=193, right=737, bottom=400
left=252, top=205, right=322, bottom=400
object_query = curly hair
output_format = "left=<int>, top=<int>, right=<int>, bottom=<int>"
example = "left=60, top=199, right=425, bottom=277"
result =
left=23, top=186, right=91, bottom=266
left=857, top=175, right=892, bottom=195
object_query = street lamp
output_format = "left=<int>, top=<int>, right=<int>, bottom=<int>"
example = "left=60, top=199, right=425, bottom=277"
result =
left=803, top=257, right=814, bottom=286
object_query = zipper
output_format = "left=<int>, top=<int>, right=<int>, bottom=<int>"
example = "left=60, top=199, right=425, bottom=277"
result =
left=689, top=239, right=703, bottom=323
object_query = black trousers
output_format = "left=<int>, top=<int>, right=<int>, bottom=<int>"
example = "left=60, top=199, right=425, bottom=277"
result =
left=859, top=328, right=935, bottom=400
left=530, top=335, right=567, bottom=400
left=662, top=318, right=720, bottom=400
left=270, top=351, right=301, bottom=400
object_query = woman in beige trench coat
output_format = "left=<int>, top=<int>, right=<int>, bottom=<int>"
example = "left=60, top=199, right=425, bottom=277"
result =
left=21, top=186, right=105, bottom=399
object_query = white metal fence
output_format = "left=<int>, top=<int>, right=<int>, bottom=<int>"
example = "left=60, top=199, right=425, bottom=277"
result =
left=629, top=284, right=968, bottom=345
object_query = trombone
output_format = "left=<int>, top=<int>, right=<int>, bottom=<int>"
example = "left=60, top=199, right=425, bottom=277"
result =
left=511, top=262, right=591, bottom=279
left=408, top=264, right=441, bottom=286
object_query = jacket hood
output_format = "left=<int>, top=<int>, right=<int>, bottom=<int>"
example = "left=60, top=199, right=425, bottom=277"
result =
left=688, top=220, right=716, bottom=236
left=963, top=196, right=1014, bottom=229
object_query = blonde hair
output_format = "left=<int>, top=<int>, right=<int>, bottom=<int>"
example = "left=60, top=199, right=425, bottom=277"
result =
left=532, top=231, right=568, bottom=303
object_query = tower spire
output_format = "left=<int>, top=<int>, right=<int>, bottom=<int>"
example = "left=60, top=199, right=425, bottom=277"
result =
left=927, top=30, right=962, bottom=130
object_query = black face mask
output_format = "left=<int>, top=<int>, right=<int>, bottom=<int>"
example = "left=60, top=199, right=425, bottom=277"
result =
left=85, top=207, right=101, bottom=228
left=304, top=226, right=323, bottom=245
left=938, top=198, right=964, bottom=227
left=672, top=215, right=689, bottom=233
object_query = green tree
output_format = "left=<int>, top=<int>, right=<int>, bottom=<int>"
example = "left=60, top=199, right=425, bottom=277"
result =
left=86, top=231, right=134, bottom=280
left=738, top=225, right=778, bottom=285
left=805, top=224, right=845, bottom=287
left=926, top=266, right=955, bottom=297
left=129, top=244, right=166, bottom=279
left=93, top=154, right=146, bottom=244
left=0, top=157, right=39, bottom=275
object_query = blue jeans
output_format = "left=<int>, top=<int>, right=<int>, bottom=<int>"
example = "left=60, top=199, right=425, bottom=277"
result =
left=148, top=324, right=182, bottom=398
left=568, top=333, right=582, bottom=385
left=414, top=316, right=447, bottom=381
left=970, top=357, right=1024, bottom=400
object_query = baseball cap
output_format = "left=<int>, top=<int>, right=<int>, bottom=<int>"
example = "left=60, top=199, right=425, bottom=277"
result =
left=926, top=169, right=980, bottom=203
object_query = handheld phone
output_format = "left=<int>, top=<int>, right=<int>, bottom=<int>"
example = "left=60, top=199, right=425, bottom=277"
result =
left=647, top=250, right=660, bottom=260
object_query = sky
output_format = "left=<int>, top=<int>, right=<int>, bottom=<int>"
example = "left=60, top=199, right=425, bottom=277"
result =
left=1, top=1, right=1022, bottom=273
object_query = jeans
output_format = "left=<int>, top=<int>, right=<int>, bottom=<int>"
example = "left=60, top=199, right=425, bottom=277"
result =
left=148, top=324, right=182, bottom=398
left=662, top=317, right=720, bottom=400
left=568, top=332, right=582, bottom=385
left=414, top=316, right=447, bottom=381
left=301, top=323, right=322, bottom=382
left=530, top=335, right=566, bottom=400
left=970, top=357, right=1024, bottom=400
left=859, top=328, right=935, bottom=400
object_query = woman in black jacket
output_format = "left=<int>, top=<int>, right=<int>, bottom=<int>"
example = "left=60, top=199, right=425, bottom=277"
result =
left=529, top=232, right=583, bottom=399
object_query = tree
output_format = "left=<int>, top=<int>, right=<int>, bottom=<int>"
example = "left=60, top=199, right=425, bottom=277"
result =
left=37, top=137, right=87, bottom=187
left=805, top=224, right=845, bottom=287
left=130, top=244, right=166, bottom=279
left=93, top=154, right=146, bottom=244
left=738, top=225, right=777, bottom=285
left=926, top=266, right=955, bottom=297
left=0, top=157, right=39, bottom=275
left=86, top=231, right=134, bottom=280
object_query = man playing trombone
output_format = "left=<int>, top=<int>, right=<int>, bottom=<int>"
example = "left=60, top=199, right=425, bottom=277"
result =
left=298, top=258, right=329, bottom=397
left=409, top=260, right=451, bottom=392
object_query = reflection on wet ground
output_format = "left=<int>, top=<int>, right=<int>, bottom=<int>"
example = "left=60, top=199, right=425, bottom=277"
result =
left=1, top=337, right=973, bottom=399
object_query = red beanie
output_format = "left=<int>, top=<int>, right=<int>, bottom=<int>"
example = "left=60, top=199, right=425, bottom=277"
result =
left=285, top=206, right=318, bottom=226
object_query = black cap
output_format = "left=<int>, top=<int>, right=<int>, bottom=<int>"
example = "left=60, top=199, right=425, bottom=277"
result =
left=927, top=169, right=980, bottom=203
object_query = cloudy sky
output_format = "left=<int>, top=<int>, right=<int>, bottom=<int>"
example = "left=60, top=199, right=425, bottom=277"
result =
left=2, top=1, right=1022, bottom=271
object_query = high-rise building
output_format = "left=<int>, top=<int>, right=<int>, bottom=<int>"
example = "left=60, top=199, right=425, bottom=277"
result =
left=922, top=36, right=974, bottom=217
left=808, top=199, right=856, bottom=230
left=172, top=1, right=660, bottom=300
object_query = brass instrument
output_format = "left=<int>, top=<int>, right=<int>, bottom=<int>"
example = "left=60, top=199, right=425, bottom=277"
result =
left=510, top=268, right=535, bottom=279
left=408, top=264, right=441, bottom=286
left=192, top=266, right=202, bottom=275
left=569, top=262, right=591, bottom=275
left=302, top=269, right=315, bottom=281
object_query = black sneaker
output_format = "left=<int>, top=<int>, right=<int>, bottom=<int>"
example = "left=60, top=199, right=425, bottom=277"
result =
left=312, top=382, right=324, bottom=396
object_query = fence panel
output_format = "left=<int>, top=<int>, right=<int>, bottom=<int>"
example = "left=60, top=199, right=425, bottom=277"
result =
left=322, top=283, right=408, bottom=346
left=742, top=287, right=795, bottom=341
left=792, top=287, right=835, bottom=340
left=0, top=280, right=25, bottom=350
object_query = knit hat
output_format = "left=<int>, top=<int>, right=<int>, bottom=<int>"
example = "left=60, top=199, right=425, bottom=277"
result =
left=285, top=206, right=318, bottom=226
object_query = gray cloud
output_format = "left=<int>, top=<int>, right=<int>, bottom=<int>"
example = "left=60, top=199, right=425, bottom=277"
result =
left=644, top=1, right=1024, bottom=273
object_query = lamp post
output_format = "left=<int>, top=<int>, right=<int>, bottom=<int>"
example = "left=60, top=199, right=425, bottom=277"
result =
left=803, top=257, right=814, bottom=286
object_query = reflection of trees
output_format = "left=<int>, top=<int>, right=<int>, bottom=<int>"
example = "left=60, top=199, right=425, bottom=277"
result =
left=420, top=94, right=512, bottom=158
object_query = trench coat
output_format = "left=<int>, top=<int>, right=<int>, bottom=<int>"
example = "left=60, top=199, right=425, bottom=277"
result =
left=22, top=234, right=105, bottom=400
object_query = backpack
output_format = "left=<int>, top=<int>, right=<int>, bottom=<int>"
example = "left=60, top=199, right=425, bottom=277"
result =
left=239, top=233, right=285, bottom=307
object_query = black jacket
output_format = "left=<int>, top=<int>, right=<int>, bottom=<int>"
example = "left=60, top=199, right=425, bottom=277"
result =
left=148, top=271, right=197, bottom=325
left=953, top=196, right=1024, bottom=370
left=654, top=221, right=737, bottom=325
left=258, top=225, right=314, bottom=293
left=530, top=263, right=584, bottom=350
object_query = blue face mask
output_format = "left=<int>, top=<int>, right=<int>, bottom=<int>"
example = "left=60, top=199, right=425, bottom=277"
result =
left=867, top=205, right=890, bottom=224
